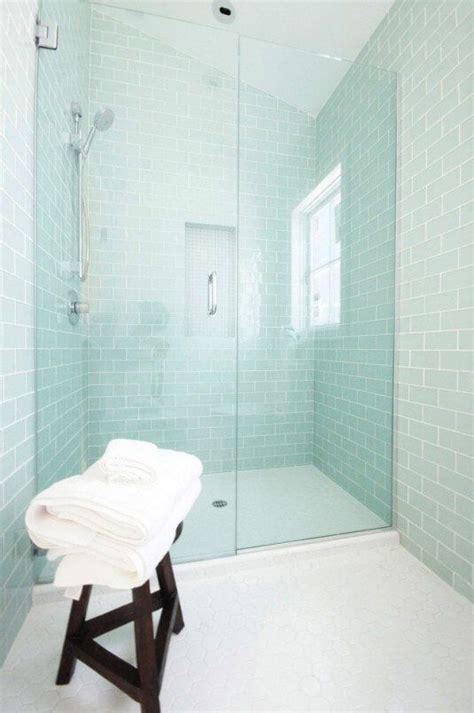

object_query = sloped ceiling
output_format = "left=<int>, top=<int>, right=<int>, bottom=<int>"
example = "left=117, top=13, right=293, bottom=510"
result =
left=94, top=1, right=394, bottom=60
left=93, top=0, right=394, bottom=116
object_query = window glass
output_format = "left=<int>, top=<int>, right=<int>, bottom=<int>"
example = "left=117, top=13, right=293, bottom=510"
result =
left=291, top=164, right=341, bottom=331
left=308, top=182, right=341, bottom=327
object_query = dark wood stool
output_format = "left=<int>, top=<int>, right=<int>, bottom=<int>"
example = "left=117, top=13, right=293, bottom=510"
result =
left=56, top=523, right=185, bottom=713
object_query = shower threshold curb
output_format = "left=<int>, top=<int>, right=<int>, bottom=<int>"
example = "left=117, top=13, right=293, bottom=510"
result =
left=32, top=528, right=399, bottom=605
left=176, top=527, right=399, bottom=580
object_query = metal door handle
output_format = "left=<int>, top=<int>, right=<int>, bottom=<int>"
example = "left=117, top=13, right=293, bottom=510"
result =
left=208, top=271, right=217, bottom=316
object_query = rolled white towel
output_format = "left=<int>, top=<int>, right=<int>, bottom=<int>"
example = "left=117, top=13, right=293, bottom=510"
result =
left=52, top=477, right=201, bottom=590
left=25, top=459, right=201, bottom=548
left=99, top=439, right=202, bottom=485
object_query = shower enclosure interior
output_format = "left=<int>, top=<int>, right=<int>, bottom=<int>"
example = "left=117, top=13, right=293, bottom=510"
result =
left=35, top=0, right=397, bottom=579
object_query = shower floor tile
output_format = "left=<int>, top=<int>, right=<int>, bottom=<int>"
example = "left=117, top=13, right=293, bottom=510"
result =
left=237, top=465, right=386, bottom=549
left=172, top=471, right=237, bottom=562
left=172, top=465, right=386, bottom=562
left=1, top=539, right=471, bottom=712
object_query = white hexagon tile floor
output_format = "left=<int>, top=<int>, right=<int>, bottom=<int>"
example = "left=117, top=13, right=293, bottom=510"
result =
left=1, top=538, right=472, bottom=713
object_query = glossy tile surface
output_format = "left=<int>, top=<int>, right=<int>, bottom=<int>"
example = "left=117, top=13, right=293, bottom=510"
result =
left=1, top=0, right=38, bottom=664
left=359, top=0, right=474, bottom=601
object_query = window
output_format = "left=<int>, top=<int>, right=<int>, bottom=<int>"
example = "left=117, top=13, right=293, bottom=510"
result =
left=291, top=165, right=341, bottom=331
left=308, top=188, right=340, bottom=326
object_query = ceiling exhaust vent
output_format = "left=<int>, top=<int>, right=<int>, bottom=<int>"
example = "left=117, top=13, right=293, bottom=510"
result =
left=212, top=1, right=236, bottom=24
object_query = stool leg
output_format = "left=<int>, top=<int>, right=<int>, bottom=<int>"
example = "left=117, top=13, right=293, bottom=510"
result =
left=133, top=580, right=160, bottom=713
left=156, top=553, right=184, bottom=634
left=56, top=585, right=92, bottom=685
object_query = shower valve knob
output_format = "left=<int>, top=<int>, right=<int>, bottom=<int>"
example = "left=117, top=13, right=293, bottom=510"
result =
left=67, top=290, right=88, bottom=325
left=69, top=300, right=89, bottom=315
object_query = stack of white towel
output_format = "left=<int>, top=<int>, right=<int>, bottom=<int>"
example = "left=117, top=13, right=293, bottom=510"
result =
left=26, top=440, right=202, bottom=594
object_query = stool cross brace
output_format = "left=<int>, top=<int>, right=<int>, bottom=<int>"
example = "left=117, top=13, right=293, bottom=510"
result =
left=56, top=525, right=184, bottom=713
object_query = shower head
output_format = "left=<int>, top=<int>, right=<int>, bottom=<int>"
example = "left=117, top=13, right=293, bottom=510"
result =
left=82, top=107, right=114, bottom=157
left=93, top=107, right=114, bottom=132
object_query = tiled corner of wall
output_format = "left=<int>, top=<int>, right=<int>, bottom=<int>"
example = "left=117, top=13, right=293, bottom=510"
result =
left=238, top=84, right=317, bottom=470
left=0, top=0, right=37, bottom=665
left=360, top=0, right=473, bottom=600
left=35, top=0, right=91, bottom=493
left=311, top=63, right=397, bottom=523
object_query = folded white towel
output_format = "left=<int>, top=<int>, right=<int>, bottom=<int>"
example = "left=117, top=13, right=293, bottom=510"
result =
left=25, top=459, right=202, bottom=548
left=100, top=439, right=202, bottom=485
left=50, top=477, right=201, bottom=590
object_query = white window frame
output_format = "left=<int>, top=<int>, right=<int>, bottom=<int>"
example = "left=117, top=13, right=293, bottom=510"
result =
left=291, top=164, right=341, bottom=332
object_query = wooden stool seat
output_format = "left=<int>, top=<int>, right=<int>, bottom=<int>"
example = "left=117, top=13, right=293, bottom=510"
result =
left=56, top=523, right=185, bottom=713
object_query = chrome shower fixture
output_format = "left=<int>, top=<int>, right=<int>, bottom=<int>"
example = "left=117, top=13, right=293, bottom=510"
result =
left=82, top=107, right=115, bottom=156
left=70, top=103, right=114, bottom=157
left=70, top=102, right=83, bottom=151
left=70, top=103, right=115, bottom=281
left=71, top=102, right=82, bottom=120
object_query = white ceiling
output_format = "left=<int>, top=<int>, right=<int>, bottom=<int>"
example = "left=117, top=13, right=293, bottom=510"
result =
left=93, top=1, right=395, bottom=116
left=94, top=1, right=394, bottom=61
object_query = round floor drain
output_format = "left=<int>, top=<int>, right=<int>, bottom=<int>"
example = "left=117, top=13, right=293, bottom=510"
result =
left=212, top=500, right=228, bottom=508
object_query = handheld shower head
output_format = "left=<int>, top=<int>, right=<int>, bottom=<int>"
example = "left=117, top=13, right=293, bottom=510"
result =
left=93, top=107, right=114, bottom=131
left=82, top=107, right=115, bottom=156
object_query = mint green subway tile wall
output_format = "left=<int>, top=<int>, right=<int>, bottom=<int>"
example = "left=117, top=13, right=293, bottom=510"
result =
left=238, top=83, right=317, bottom=469
left=87, top=9, right=238, bottom=473
left=0, top=0, right=37, bottom=665
left=359, top=0, right=473, bottom=600
left=87, top=11, right=317, bottom=473
left=35, top=0, right=90, bottom=498
left=311, top=64, right=397, bottom=523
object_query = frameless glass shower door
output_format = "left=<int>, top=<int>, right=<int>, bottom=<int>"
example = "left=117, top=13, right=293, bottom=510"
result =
left=85, top=9, right=239, bottom=563
left=237, top=38, right=397, bottom=549
left=35, top=4, right=240, bottom=575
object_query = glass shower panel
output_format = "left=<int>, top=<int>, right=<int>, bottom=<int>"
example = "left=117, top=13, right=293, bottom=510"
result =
left=237, top=39, right=397, bottom=549
left=35, top=6, right=240, bottom=578
left=36, top=0, right=91, bottom=492
left=35, top=0, right=92, bottom=581
left=35, top=5, right=396, bottom=578
left=85, top=8, right=239, bottom=562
